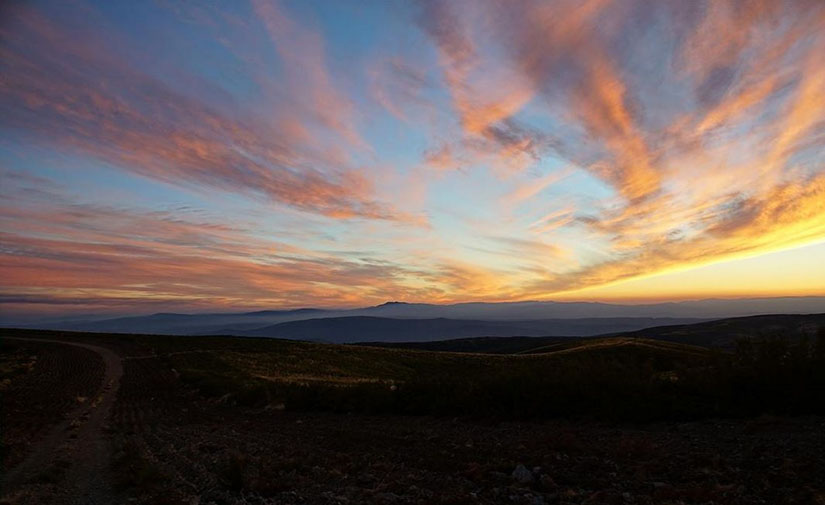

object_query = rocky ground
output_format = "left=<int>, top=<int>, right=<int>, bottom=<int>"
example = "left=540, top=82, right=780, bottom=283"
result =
left=112, top=408, right=825, bottom=505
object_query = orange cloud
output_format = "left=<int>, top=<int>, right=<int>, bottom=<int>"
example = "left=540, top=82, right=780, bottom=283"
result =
left=0, top=2, right=415, bottom=223
left=416, top=0, right=544, bottom=175
left=502, top=169, right=571, bottom=207
left=251, top=0, right=367, bottom=151
left=528, top=173, right=825, bottom=296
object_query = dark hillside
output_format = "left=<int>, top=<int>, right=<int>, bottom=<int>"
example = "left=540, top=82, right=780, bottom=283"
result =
left=3, top=326, right=823, bottom=422
left=241, top=316, right=706, bottom=342
left=362, top=313, right=825, bottom=352
left=612, top=313, right=825, bottom=348
left=358, top=335, right=575, bottom=353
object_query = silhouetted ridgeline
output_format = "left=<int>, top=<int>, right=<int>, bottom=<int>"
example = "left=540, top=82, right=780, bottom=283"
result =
left=609, top=313, right=825, bottom=349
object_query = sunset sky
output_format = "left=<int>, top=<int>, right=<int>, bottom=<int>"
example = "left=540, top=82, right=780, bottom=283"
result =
left=1, top=0, right=824, bottom=316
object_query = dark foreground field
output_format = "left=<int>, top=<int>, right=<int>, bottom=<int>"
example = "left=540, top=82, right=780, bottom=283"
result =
left=1, top=328, right=824, bottom=505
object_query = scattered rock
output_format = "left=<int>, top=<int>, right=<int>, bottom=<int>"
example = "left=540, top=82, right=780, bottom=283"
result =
left=357, top=473, right=376, bottom=485
left=539, top=474, right=557, bottom=490
left=512, top=464, right=534, bottom=484
left=376, top=492, right=399, bottom=503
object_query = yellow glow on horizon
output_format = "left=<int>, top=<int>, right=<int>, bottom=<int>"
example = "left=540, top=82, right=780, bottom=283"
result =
left=550, top=240, right=825, bottom=302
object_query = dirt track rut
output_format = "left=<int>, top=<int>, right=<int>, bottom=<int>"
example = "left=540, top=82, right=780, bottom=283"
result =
left=1, top=338, right=123, bottom=504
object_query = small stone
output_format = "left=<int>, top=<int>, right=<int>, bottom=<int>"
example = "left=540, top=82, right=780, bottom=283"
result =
left=376, top=492, right=399, bottom=503
left=357, top=473, right=376, bottom=485
left=512, top=464, right=534, bottom=484
left=540, top=474, right=557, bottom=490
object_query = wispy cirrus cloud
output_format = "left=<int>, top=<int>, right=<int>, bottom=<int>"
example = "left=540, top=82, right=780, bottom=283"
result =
left=0, top=200, right=426, bottom=313
left=0, top=2, right=418, bottom=223
left=0, top=174, right=505, bottom=313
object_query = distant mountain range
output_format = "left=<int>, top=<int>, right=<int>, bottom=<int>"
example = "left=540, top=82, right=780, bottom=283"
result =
left=4, top=296, right=824, bottom=342
left=354, top=297, right=825, bottom=319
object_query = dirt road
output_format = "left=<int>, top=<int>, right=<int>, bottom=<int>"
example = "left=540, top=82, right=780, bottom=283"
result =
left=1, top=337, right=123, bottom=504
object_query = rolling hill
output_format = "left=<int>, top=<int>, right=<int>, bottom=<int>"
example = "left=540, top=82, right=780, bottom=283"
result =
left=607, top=313, right=825, bottom=349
